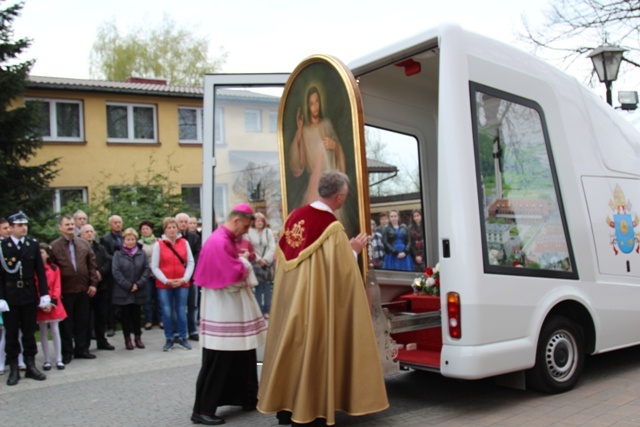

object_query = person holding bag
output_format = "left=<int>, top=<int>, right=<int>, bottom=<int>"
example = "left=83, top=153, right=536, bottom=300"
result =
left=247, top=213, right=276, bottom=318
left=151, top=218, right=195, bottom=352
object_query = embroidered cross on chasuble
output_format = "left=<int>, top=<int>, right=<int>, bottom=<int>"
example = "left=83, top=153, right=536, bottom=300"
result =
left=279, top=205, right=339, bottom=263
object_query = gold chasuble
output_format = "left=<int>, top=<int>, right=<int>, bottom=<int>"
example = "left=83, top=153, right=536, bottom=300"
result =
left=257, top=205, right=388, bottom=425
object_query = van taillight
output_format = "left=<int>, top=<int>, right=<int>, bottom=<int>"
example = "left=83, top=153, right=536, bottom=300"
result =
left=447, top=292, right=461, bottom=339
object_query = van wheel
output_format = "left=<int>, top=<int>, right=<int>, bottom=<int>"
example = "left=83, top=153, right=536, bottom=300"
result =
left=526, top=315, right=584, bottom=394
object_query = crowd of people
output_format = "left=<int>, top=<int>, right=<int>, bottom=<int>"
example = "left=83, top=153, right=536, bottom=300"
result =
left=0, top=209, right=204, bottom=386
left=369, top=209, right=426, bottom=272
left=0, top=170, right=391, bottom=426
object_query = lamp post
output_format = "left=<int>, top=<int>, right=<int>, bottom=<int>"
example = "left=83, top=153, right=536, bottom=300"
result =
left=588, top=45, right=626, bottom=106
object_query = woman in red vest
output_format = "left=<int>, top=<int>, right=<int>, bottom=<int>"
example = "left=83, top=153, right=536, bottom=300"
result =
left=151, top=217, right=195, bottom=352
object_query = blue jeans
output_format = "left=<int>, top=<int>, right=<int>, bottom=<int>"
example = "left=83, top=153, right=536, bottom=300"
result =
left=144, top=278, right=162, bottom=324
left=157, top=287, right=189, bottom=340
left=254, top=280, right=272, bottom=315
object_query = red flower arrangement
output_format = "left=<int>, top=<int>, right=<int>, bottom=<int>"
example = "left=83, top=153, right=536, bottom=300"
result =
left=411, top=264, right=440, bottom=296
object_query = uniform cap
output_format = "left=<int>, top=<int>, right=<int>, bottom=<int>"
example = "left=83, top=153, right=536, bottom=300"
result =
left=8, top=211, right=28, bottom=225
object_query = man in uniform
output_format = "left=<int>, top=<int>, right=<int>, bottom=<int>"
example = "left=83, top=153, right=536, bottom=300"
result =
left=257, top=171, right=388, bottom=426
left=0, top=211, right=51, bottom=385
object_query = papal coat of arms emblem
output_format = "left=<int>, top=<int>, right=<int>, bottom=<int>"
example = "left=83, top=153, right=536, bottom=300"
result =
left=606, top=184, right=640, bottom=255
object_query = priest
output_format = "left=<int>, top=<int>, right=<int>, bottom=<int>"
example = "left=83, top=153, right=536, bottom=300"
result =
left=258, top=170, right=388, bottom=426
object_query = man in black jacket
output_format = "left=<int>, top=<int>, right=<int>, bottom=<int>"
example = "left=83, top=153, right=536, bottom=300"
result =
left=176, top=213, right=201, bottom=341
left=81, top=224, right=115, bottom=350
left=0, top=211, right=50, bottom=385
left=99, top=214, right=123, bottom=337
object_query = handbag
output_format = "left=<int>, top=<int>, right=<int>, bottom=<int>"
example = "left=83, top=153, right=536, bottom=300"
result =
left=255, top=263, right=274, bottom=283
left=253, top=230, right=274, bottom=283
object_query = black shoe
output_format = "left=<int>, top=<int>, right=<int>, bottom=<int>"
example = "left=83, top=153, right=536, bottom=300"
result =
left=42, top=362, right=52, bottom=371
left=62, top=354, right=73, bottom=365
left=74, top=351, right=97, bottom=359
left=277, top=411, right=293, bottom=425
left=106, top=329, right=115, bottom=337
left=189, top=334, right=200, bottom=341
left=191, top=413, right=225, bottom=425
left=25, top=366, right=46, bottom=381
left=97, top=341, right=115, bottom=350
left=24, top=357, right=46, bottom=381
left=6, top=364, right=19, bottom=386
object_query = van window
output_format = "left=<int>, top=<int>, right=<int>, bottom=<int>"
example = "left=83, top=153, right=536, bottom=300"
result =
left=365, top=126, right=426, bottom=272
left=471, top=83, right=577, bottom=278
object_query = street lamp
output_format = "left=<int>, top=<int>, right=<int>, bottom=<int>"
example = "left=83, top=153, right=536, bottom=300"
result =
left=588, top=45, right=627, bottom=106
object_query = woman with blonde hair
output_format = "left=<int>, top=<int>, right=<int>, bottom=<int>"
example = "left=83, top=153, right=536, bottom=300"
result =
left=112, top=228, right=150, bottom=350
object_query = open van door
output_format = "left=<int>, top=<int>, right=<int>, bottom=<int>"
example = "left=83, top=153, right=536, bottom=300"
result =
left=202, top=73, right=289, bottom=239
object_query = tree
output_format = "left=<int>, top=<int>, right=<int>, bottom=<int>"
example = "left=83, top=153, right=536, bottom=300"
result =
left=89, top=15, right=227, bottom=86
left=520, top=0, right=640, bottom=86
left=31, top=155, right=189, bottom=242
left=0, top=1, right=58, bottom=221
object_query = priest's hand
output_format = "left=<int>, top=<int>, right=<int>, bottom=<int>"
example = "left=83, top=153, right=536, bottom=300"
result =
left=350, top=233, right=368, bottom=255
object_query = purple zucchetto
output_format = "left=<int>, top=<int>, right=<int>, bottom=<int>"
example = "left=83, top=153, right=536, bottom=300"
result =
left=233, top=203, right=255, bottom=219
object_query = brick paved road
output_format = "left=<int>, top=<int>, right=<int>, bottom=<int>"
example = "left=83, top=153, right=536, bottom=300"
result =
left=2, top=327, right=640, bottom=426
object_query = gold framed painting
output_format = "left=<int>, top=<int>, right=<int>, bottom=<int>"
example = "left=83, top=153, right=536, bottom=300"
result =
left=278, top=54, right=370, bottom=266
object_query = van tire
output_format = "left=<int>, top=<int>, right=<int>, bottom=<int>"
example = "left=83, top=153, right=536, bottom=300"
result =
left=526, top=315, right=584, bottom=394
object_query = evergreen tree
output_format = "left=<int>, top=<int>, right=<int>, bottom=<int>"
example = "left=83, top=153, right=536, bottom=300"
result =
left=0, top=0, right=58, bottom=220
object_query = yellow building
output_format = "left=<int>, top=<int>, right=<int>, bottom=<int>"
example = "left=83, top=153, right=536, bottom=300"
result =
left=24, top=76, right=280, bottom=217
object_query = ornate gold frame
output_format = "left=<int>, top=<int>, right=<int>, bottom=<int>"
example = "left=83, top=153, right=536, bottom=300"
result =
left=278, top=54, right=370, bottom=271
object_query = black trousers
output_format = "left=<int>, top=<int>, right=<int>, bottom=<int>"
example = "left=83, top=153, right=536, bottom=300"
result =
left=187, top=283, right=199, bottom=335
left=119, top=303, right=142, bottom=337
left=88, top=287, right=110, bottom=345
left=192, top=348, right=258, bottom=417
left=60, top=291, right=90, bottom=357
left=4, top=302, right=38, bottom=362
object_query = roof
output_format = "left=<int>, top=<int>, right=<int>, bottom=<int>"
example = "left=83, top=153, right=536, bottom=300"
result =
left=27, top=75, right=204, bottom=98
left=26, top=76, right=281, bottom=104
left=367, top=157, right=398, bottom=173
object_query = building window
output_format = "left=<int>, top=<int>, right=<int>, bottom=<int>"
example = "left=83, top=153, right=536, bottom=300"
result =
left=106, top=103, right=157, bottom=143
left=47, top=187, right=87, bottom=212
left=269, top=111, right=278, bottom=133
left=178, top=107, right=203, bottom=143
left=181, top=185, right=201, bottom=215
left=26, top=98, right=84, bottom=142
left=214, top=107, right=225, bottom=145
left=244, top=109, right=261, bottom=132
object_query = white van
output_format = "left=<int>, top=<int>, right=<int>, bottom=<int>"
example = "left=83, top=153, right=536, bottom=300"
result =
left=202, top=23, right=640, bottom=393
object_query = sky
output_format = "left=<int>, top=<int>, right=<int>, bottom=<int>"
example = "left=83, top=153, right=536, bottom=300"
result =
left=12, top=0, right=547, bottom=79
